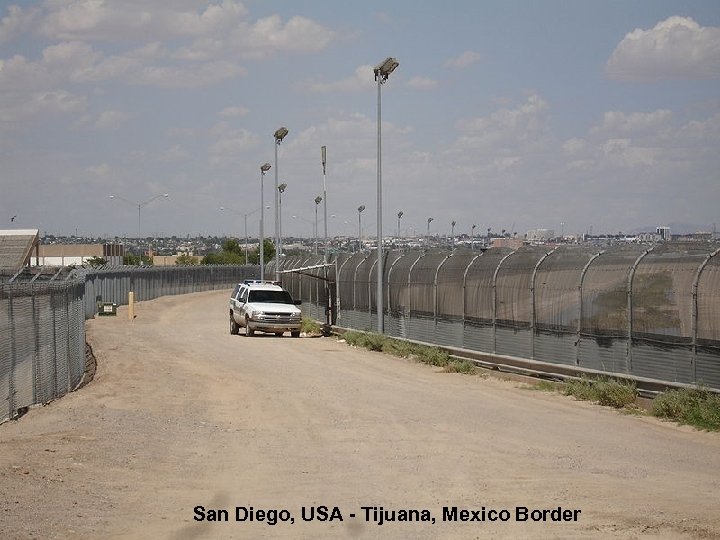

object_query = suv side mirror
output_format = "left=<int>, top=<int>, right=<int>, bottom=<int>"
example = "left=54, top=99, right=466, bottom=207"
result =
left=294, top=299, right=302, bottom=306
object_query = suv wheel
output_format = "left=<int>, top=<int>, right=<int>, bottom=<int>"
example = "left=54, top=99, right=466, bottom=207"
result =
left=230, top=313, right=240, bottom=335
left=291, top=331, right=300, bottom=338
left=245, top=319, right=254, bottom=337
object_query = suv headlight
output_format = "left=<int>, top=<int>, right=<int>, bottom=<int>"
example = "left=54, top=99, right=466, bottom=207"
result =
left=250, top=310, right=264, bottom=319
left=290, top=312, right=302, bottom=320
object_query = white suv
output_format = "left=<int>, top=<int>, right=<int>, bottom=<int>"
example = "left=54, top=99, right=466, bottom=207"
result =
left=229, top=280, right=303, bottom=337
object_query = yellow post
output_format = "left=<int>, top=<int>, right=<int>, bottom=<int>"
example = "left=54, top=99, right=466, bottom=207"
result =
left=128, top=291, right=135, bottom=320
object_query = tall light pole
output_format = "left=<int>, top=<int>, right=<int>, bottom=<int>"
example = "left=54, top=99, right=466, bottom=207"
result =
left=560, top=221, right=565, bottom=241
left=277, top=183, right=287, bottom=264
left=259, top=162, right=272, bottom=280
left=109, top=193, right=169, bottom=239
left=357, top=205, right=365, bottom=252
left=451, top=220, right=456, bottom=250
left=397, top=211, right=403, bottom=240
left=314, top=195, right=323, bottom=256
left=220, top=205, right=263, bottom=263
left=427, top=217, right=434, bottom=248
left=321, top=146, right=328, bottom=261
left=374, top=56, right=399, bottom=334
left=273, top=126, right=289, bottom=280
left=471, top=224, right=477, bottom=251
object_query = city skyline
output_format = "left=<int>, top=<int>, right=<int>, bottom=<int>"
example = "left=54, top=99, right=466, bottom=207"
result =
left=2, top=1, right=719, bottom=238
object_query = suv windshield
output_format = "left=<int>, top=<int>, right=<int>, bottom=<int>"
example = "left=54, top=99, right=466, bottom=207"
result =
left=248, top=290, right=295, bottom=304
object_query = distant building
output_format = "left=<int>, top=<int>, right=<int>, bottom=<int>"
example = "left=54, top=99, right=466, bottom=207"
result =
left=153, top=254, right=200, bottom=266
left=526, top=229, right=555, bottom=243
left=492, top=237, right=523, bottom=249
left=33, top=243, right=124, bottom=266
left=635, top=232, right=660, bottom=243
left=656, top=226, right=671, bottom=241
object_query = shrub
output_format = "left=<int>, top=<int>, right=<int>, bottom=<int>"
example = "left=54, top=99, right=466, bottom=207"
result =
left=594, top=379, right=637, bottom=408
left=444, top=359, right=476, bottom=374
left=652, top=387, right=720, bottom=431
left=301, top=317, right=321, bottom=335
left=381, top=339, right=417, bottom=358
left=421, top=346, right=450, bottom=367
left=564, top=378, right=597, bottom=401
left=564, top=377, right=637, bottom=408
left=530, top=380, right=564, bottom=392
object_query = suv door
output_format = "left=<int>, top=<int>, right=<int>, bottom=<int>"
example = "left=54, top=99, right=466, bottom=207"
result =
left=237, top=287, right=249, bottom=325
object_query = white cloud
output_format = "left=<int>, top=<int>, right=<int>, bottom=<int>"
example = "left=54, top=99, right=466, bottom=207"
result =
left=445, top=50, right=482, bottom=69
left=455, top=94, right=550, bottom=149
left=86, top=163, right=111, bottom=176
left=208, top=123, right=259, bottom=166
left=406, top=77, right=438, bottom=90
left=95, top=110, right=129, bottom=130
left=300, top=65, right=375, bottom=93
left=590, top=110, right=673, bottom=136
left=36, top=0, right=249, bottom=41
left=125, top=60, right=244, bottom=87
left=236, top=15, right=334, bottom=57
left=219, top=106, right=249, bottom=118
left=606, top=16, right=720, bottom=81
left=0, top=4, right=39, bottom=43
left=159, top=144, right=188, bottom=162
left=0, top=89, right=86, bottom=123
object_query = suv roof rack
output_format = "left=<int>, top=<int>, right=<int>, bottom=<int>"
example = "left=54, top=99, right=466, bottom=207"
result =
left=243, top=279, right=282, bottom=286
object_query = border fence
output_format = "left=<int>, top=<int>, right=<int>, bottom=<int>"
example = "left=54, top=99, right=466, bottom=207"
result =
left=3, top=242, right=719, bottom=423
left=274, top=243, right=720, bottom=390
left=1, top=264, right=257, bottom=422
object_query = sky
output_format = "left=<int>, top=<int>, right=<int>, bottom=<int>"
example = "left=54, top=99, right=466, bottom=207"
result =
left=1, top=0, right=719, bottom=240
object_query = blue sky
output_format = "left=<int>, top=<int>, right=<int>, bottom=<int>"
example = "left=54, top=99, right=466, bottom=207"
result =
left=1, top=0, right=719, bottom=239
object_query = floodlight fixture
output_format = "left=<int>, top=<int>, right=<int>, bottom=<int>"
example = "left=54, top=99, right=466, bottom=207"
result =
left=374, top=57, right=399, bottom=83
left=274, top=127, right=289, bottom=143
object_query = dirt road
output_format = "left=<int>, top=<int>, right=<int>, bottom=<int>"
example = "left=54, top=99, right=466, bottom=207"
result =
left=1, top=290, right=719, bottom=539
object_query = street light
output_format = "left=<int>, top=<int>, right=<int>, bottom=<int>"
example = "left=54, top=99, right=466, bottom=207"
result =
left=292, top=215, right=314, bottom=237
left=260, top=162, right=272, bottom=280
left=109, top=193, right=169, bottom=239
left=451, top=220, right=456, bottom=250
left=357, top=205, right=365, bottom=252
left=219, top=205, right=263, bottom=263
left=471, top=224, right=477, bottom=251
left=274, top=126, right=289, bottom=280
left=427, top=217, right=434, bottom=248
left=321, top=146, right=328, bottom=261
left=314, top=195, right=323, bottom=255
left=397, top=211, right=403, bottom=240
left=374, top=56, right=399, bottom=334
left=278, top=182, right=287, bottom=262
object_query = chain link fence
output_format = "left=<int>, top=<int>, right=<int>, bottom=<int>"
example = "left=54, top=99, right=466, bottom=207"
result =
left=277, top=243, right=720, bottom=390
left=1, top=264, right=258, bottom=422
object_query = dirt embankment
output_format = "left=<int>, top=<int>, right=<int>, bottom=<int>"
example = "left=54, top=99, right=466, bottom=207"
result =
left=1, top=290, right=719, bottom=539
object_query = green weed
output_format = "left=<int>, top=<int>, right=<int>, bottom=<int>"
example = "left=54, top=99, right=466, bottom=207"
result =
left=652, top=387, right=720, bottom=431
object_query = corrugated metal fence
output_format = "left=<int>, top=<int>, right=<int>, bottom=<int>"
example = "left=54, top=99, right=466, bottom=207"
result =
left=273, top=243, right=720, bottom=390
left=1, top=264, right=258, bottom=422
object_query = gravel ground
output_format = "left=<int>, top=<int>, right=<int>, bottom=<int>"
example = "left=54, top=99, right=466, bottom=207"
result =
left=1, top=290, right=719, bottom=539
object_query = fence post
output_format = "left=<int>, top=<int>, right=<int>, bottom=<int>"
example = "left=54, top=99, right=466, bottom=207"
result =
left=692, top=248, right=720, bottom=383
left=369, top=259, right=378, bottom=327
left=462, top=253, right=483, bottom=345
left=531, top=247, right=558, bottom=359
left=492, top=251, right=515, bottom=354
left=627, top=248, right=654, bottom=373
left=8, top=287, right=16, bottom=418
left=577, top=251, right=604, bottom=366
left=433, top=254, right=452, bottom=327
